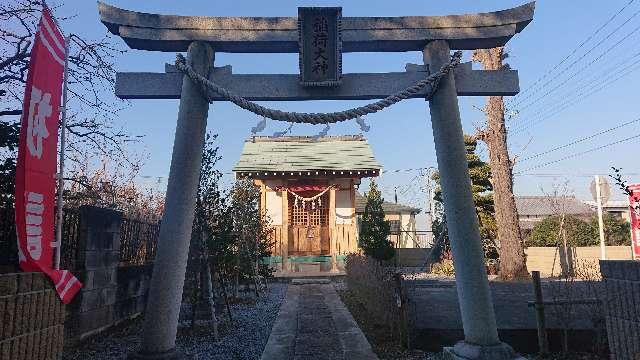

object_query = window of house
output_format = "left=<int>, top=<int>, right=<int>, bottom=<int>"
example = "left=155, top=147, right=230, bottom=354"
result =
left=389, top=220, right=401, bottom=234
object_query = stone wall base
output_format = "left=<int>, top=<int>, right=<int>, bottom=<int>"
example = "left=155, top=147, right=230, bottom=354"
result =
left=0, top=272, right=65, bottom=360
left=444, top=341, right=526, bottom=360
left=127, top=348, right=184, bottom=359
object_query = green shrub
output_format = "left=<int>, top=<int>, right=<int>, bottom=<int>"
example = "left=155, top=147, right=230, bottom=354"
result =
left=527, top=214, right=631, bottom=247
left=527, top=215, right=596, bottom=247
left=359, top=180, right=394, bottom=261
left=430, top=260, right=455, bottom=276
left=591, top=214, right=631, bottom=246
left=344, top=254, right=400, bottom=336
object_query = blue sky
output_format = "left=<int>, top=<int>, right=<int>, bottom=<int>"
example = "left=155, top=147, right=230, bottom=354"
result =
left=50, top=0, right=640, bottom=226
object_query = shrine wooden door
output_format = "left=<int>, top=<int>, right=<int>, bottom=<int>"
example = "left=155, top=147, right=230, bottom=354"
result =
left=288, top=192, right=330, bottom=256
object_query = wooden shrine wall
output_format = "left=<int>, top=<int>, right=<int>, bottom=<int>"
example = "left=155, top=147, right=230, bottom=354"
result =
left=256, top=177, right=359, bottom=261
left=333, top=223, right=358, bottom=255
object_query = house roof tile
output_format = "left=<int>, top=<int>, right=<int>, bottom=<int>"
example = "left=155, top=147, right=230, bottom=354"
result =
left=355, top=192, right=421, bottom=214
left=515, top=196, right=593, bottom=217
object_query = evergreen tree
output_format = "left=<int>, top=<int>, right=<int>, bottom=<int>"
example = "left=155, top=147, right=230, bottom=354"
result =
left=189, top=134, right=273, bottom=302
left=229, top=179, right=274, bottom=287
left=359, top=180, right=394, bottom=261
left=432, top=135, right=499, bottom=261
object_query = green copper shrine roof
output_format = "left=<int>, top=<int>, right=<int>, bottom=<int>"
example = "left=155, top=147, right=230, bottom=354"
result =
left=234, top=135, right=381, bottom=174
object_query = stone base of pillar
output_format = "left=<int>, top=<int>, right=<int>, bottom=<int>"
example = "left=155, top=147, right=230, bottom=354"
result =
left=192, top=304, right=217, bottom=323
left=128, top=349, right=183, bottom=360
left=330, top=253, right=339, bottom=273
left=443, top=341, right=525, bottom=360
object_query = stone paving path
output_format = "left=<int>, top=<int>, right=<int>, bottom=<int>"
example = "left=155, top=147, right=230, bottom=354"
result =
left=261, top=282, right=378, bottom=360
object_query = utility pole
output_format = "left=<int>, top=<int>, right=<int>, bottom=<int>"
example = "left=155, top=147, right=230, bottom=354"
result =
left=424, top=170, right=435, bottom=247
left=595, top=175, right=607, bottom=260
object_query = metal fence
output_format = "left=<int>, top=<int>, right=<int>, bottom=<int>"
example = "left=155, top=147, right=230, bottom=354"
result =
left=389, top=230, right=433, bottom=248
left=1, top=206, right=82, bottom=270
left=1, top=205, right=161, bottom=271
left=119, top=217, right=160, bottom=266
left=59, top=208, right=81, bottom=270
left=601, top=261, right=640, bottom=359
left=0, top=205, right=18, bottom=269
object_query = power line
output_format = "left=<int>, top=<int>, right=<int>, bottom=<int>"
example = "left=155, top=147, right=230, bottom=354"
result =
left=381, top=166, right=435, bottom=174
left=515, top=49, right=640, bottom=133
left=515, top=172, right=640, bottom=178
left=512, top=15, right=640, bottom=114
left=511, top=0, right=640, bottom=106
left=511, top=54, right=640, bottom=135
left=508, top=0, right=637, bottom=105
left=517, top=116, right=640, bottom=162
left=514, top=132, right=640, bottom=174
left=512, top=47, right=640, bottom=125
left=399, top=175, right=420, bottom=196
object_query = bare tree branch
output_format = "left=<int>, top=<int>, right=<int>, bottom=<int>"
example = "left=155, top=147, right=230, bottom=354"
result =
left=1, top=0, right=144, bottom=186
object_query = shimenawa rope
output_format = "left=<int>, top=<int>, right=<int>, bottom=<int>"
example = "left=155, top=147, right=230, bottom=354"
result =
left=174, top=51, right=462, bottom=125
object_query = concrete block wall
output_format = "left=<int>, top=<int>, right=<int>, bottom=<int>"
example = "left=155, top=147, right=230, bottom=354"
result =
left=65, top=206, right=154, bottom=342
left=65, top=206, right=122, bottom=341
left=394, top=248, right=431, bottom=267
left=0, top=272, right=65, bottom=360
left=526, top=246, right=632, bottom=277
left=600, top=260, right=640, bottom=360
left=115, top=264, right=152, bottom=321
left=390, top=246, right=631, bottom=271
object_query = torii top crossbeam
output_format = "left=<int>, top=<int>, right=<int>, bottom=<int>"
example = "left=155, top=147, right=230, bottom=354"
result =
left=99, top=3, right=535, bottom=101
left=98, top=2, right=534, bottom=53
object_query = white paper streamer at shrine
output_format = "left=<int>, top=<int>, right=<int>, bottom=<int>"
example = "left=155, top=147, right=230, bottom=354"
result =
left=287, top=186, right=333, bottom=210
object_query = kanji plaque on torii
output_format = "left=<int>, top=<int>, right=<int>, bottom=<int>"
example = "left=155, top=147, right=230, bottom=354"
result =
left=298, top=7, right=342, bottom=87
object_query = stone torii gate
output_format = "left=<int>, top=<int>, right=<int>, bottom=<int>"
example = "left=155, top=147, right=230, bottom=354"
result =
left=98, top=2, right=535, bottom=359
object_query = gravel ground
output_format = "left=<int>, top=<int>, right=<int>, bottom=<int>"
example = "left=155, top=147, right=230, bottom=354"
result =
left=396, top=267, right=504, bottom=282
left=62, top=282, right=287, bottom=360
left=421, top=352, right=604, bottom=359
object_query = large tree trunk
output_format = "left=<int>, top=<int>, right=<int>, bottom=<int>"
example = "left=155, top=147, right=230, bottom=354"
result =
left=473, top=48, right=529, bottom=280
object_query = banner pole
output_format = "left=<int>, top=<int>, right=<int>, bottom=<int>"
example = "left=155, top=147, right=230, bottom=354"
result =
left=55, top=34, right=71, bottom=270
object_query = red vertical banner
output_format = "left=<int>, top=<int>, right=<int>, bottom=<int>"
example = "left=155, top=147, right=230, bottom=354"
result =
left=629, top=184, right=640, bottom=260
left=14, top=7, right=82, bottom=304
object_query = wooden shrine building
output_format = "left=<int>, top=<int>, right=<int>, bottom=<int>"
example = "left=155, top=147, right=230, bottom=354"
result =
left=234, top=135, right=380, bottom=272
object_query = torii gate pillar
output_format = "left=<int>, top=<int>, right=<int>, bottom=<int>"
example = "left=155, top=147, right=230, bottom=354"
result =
left=424, top=40, right=522, bottom=360
left=131, top=41, right=213, bottom=359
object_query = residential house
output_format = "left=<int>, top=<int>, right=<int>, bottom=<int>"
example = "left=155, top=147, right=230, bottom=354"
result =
left=515, top=196, right=594, bottom=235
left=583, top=200, right=631, bottom=222
left=354, top=193, right=430, bottom=248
